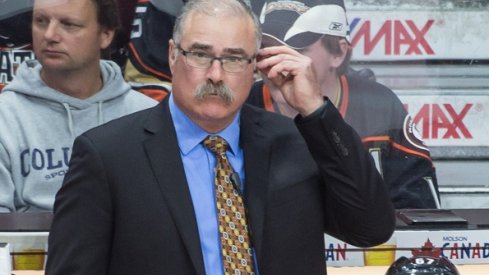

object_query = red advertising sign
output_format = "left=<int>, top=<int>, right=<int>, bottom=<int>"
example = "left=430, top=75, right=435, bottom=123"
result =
left=348, top=11, right=489, bottom=61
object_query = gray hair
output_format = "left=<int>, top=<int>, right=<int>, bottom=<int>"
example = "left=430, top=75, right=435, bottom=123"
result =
left=172, top=0, right=262, bottom=52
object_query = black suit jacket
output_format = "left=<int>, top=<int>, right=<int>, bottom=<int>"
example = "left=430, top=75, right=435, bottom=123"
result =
left=46, top=98, right=395, bottom=275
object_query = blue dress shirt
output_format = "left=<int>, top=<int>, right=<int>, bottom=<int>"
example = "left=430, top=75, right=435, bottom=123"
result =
left=169, top=94, right=254, bottom=275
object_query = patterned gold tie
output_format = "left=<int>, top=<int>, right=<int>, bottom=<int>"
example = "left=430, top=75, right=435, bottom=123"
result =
left=203, top=135, right=255, bottom=275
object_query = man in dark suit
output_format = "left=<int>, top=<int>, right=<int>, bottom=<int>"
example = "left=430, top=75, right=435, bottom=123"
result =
left=46, top=0, right=395, bottom=274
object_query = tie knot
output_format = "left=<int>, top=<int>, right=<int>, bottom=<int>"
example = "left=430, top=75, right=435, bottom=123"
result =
left=203, top=135, right=228, bottom=154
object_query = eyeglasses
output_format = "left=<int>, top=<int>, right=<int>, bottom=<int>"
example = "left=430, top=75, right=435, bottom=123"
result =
left=177, top=45, right=255, bottom=73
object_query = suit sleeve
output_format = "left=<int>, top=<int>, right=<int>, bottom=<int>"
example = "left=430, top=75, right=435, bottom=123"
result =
left=295, top=101, right=396, bottom=248
left=46, top=135, right=113, bottom=275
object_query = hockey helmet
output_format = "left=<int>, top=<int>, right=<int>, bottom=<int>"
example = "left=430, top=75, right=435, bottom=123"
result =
left=385, top=255, right=460, bottom=275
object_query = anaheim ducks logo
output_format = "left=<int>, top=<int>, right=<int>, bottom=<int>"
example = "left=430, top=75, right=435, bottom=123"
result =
left=403, top=115, right=429, bottom=151
left=262, top=1, right=309, bottom=18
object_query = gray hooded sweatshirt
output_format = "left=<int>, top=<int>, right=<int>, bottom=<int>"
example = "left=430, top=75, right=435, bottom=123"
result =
left=0, top=59, right=157, bottom=212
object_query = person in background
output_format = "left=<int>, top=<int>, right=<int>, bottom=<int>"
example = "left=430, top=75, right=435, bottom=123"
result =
left=247, top=0, right=440, bottom=209
left=46, top=0, right=394, bottom=274
left=123, top=0, right=184, bottom=101
left=0, top=0, right=157, bottom=212
left=0, top=0, right=138, bottom=92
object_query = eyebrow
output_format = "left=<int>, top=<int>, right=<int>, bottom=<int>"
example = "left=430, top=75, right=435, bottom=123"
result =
left=33, top=10, right=82, bottom=24
left=187, top=42, right=249, bottom=56
left=223, top=48, right=248, bottom=56
left=187, top=43, right=212, bottom=51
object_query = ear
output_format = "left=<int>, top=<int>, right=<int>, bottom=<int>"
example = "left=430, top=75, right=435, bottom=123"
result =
left=168, top=39, right=177, bottom=74
left=331, top=39, right=350, bottom=69
left=99, top=28, right=115, bottom=50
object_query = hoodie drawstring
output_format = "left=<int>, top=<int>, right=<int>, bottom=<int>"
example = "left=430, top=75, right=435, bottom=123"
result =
left=62, top=103, right=75, bottom=138
left=61, top=102, right=104, bottom=138
left=98, top=101, right=104, bottom=125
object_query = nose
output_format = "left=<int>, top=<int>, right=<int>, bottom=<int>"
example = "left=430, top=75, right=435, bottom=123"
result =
left=206, top=59, right=224, bottom=83
left=43, top=22, right=60, bottom=42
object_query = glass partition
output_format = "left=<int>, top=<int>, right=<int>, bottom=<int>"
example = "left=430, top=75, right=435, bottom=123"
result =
left=1, top=0, right=488, bottom=209
left=346, top=0, right=489, bottom=208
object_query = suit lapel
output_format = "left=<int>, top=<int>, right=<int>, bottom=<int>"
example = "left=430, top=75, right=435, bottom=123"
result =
left=142, top=101, right=205, bottom=275
left=240, top=105, right=272, bottom=262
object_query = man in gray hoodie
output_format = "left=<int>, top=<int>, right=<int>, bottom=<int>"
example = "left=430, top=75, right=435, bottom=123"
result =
left=0, top=0, right=157, bottom=212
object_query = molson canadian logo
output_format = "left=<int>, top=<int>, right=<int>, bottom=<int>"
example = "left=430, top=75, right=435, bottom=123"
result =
left=324, top=242, right=348, bottom=261
left=441, top=236, right=489, bottom=259
left=414, top=238, right=489, bottom=260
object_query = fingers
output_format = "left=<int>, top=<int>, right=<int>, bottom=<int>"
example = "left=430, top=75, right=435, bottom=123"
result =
left=255, top=46, right=323, bottom=117
left=258, top=45, right=301, bottom=58
left=256, top=46, right=310, bottom=81
left=257, top=46, right=304, bottom=69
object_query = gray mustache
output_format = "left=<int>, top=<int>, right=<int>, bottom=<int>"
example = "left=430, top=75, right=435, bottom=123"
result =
left=194, top=82, right=235, bottom=104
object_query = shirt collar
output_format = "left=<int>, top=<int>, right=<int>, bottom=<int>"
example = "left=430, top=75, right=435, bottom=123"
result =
left=169, top=93, right=241, bottom=156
